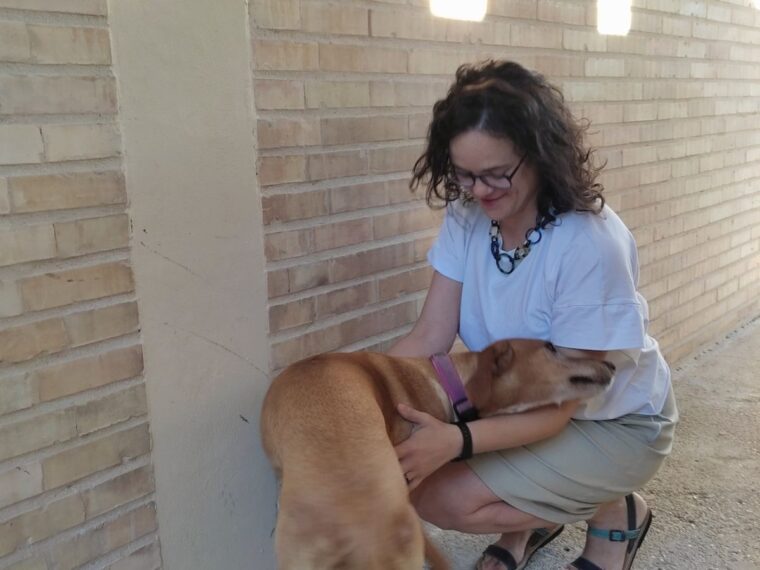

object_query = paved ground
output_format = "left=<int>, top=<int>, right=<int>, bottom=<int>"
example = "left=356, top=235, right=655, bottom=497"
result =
left=429, top=317, right=760, bottom=569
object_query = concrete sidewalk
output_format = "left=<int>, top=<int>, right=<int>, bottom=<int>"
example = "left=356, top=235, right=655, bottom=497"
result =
left=429, top=318, right=760, bottom=569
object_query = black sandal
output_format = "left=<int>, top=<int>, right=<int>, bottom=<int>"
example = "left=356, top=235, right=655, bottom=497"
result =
left=571, top=495, right=653, bottom=570
left=477, top=525, right=564, bottom=570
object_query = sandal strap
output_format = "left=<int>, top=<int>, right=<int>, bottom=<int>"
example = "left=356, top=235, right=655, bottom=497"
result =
left=587, top=494, right=641, bottom=543
left=571, top=557, right=605, bottom=570
left=481, top=544, right=518, bottom=570
left=587, top=527, right=641, bottom=541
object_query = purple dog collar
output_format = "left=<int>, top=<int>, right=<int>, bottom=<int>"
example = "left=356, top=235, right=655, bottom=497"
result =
left=430, top=353, right=479, bottom=422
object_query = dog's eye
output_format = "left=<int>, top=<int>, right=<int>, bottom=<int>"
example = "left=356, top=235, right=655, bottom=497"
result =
left=545, top=342, right=557, bottom=353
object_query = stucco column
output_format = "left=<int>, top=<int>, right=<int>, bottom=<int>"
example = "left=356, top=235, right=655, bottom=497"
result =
left=108, top=1, right=275, bottom=567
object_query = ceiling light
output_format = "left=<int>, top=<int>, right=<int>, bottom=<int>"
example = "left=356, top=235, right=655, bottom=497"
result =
left=597, top=0, right=632, bottom=36
left=430, top=0, right=487, bottom=22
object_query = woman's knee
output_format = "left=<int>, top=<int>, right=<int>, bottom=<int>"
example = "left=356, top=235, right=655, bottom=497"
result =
left=408, top=464, right=493, bottom=530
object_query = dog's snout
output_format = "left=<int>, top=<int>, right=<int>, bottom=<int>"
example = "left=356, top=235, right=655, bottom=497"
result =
left=603, top=361, right=616, bottom=372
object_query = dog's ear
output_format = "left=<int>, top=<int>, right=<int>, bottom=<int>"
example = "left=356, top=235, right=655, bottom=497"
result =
left=467, top=341, right=513, bottom=411
left=491, top=340, right=514, bottom=376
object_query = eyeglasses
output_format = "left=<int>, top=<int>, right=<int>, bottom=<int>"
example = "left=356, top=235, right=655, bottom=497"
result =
left=448, top=154, right=526, bottom=191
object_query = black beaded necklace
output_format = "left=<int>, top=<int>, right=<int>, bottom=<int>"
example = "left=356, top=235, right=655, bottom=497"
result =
left=489, top=216, right=547, bottom=275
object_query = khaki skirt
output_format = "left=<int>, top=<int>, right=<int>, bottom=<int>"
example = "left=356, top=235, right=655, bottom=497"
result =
left=467, top=386, right=678, bottom=524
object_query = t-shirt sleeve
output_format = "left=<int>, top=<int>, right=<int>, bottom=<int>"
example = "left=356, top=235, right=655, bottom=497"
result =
left=427, top=203, right=469, bottom=283
left=549, top=224, right=647, bottom=351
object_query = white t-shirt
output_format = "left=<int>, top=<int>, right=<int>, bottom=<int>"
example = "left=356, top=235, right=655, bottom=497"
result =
left=428, top=200, right=671, bottom=420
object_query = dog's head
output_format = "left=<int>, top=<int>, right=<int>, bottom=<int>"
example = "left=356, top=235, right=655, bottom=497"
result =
left=467, top=339, right=615, bottom=416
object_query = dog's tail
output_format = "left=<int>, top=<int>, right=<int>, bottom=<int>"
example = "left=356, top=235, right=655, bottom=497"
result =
left=423, top=532, right=449, bottom=570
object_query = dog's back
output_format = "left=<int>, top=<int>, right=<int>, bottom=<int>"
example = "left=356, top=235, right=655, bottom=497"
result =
left=261, top=353, right=441, bottom=569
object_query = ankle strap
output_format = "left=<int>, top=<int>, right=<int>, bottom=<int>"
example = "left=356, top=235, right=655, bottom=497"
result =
left=587, top=527, right=641, bottom=542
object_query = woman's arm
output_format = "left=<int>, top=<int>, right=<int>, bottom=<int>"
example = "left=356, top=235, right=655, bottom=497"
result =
left=396, top=345, right=610, bottom=488
left=387, top=271, right=463, bottom=358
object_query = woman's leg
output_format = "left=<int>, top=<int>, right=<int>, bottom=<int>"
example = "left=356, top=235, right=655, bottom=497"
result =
left=410, top=461, right=560, bottom=569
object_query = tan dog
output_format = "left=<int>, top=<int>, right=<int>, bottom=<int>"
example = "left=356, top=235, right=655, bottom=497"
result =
left=260, top=339, right=615, bottom=569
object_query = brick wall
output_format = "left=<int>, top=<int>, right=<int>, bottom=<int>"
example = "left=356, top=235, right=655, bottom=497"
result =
left=0, top=2, right=160, bottom=569
left=252, top=0, right=760, bottom=368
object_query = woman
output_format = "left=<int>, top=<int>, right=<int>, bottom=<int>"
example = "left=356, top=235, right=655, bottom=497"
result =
left=388, top=60, right=677, bottom=570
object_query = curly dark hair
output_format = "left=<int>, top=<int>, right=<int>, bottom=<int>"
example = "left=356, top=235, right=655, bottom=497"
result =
left=410, top=60, right=605, bottom=219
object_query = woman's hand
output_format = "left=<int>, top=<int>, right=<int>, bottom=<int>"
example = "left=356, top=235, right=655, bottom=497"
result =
left=394, top=403, right=461, bottom=491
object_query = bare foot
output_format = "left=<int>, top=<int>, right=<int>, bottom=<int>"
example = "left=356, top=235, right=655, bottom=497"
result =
left=565, top=493, right=649, bottom=570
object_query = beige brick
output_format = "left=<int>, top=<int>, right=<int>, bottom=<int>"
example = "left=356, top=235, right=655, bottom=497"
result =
left=251, top=0, right=300, bottom=30
left=307, top=149, right=368, bottom=181
left=532, top=54, right=583, bottom=78
left=319, top=44, right=407, bottom=73
left=265, top=228, right=314, bottom=261
left=0, top=494, right=85, bottom=557
left=253, top=40, right=319, bottom=71
left=0, top=373, right=35, bottom=415
left=408, top=49, right=478, bottom=75
left=5, top=556, right=47, bottom=570
left=314, top=218, right=372, bottom=251
left=63, top=301, right=139, bottom=347
left=105, top=503, right=158, bottom=548
left=272, top=301, right=417, bottom=368
left=75, top=385, right=148, bottom=436
left=537, top=0, right=586, bottom=24
left=0, top=410, right=77, bottom=462
left=258, top=118, right=320, bottom=150
left=54, top=214, right=129, bottom=258
left=0, top=21, right=31, bottom=62
left=262, top=190, right=328, bottom=223
left=0, top=317, right=69, bottom=365
left=373, top=207, right=439, bottom=240
left=41, top=123, right=120, bottom=162
left=378, top=266, right=432, bottom=301
left=489, top=0, right=537, bottom=18
left=370, top=144, right=423, bottom=174
left=329, top=242, right=415, bottom=282
left=305, top=81, right=371, bottom=108
left=7, top=171, right=125, bottom=213
left=584, top=57, right=625, bottom=77
left=254, top=79, right=305, bottom=110
left=267, top=268, right=289, bottom=298
left=320, top=116, right=408, bottom=145
left=512, top=24, right=562, bottom=49
left=563, top=29, right=607, bottom=52
left=28, top=25, right=110, bottom=65
left=32, top=345, right=142, bottom=403
left=302, top=3, right=368, bottom=35
left=269, top=298, right=315, bottom=333
left=0, top=76, right=116, bottom=115
left=49, top=503, right=157, bottom=569
left=20, top=262, right=134, bottom=312
left=0, top=0, right=107, bottom=15
left=316, top=282, right=374, bottom=318
left=0, top=177, right=9, bottom=213
left=409, top=113, right=430, bottom=138
left=0, top=462, right=43, bottom=509
left=42, top=424, right=151, bottom=489
left=258, top=155, right=306, bottom=186
left=330, top=180, right=391, bottom=213
left=0, top=279, right=23, bottom=317
left=0, top=124, right=44, bottom=165
left=106, top=540, right=161, bottom=570
left=0, top=224, right=56, bottom=266
left=287, top=261, right=330, bottom=294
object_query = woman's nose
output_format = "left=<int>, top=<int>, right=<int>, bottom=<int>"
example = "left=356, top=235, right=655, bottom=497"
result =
left=470, top=177, right=492, bottom=197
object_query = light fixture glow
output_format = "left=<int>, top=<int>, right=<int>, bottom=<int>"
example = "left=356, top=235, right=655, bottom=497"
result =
left=430, top=0, right=487, bottom=22
left=753, top=0, right=760, bottom=9
left=597, top=0, right=632, bottom=36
